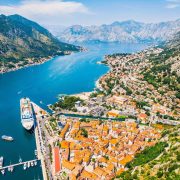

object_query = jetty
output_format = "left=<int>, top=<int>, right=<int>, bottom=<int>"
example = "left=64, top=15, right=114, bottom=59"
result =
left=0, top=159, right=38, bottom=170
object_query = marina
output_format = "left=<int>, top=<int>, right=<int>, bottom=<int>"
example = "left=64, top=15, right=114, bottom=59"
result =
left=0, top=98, right=48, bottom=178
left=0, top=159, right=39, bottom=173
left=0, top=98, right=45, bottom=178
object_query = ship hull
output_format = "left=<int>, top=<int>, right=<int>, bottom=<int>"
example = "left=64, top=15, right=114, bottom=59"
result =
left=21, top=121, right=34, bottom=131
left=20, top=98, right=34, bottom=131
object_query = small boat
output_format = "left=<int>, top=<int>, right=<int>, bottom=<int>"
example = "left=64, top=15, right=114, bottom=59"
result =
left=0, top=157, right=3, bottom=168
left=19, top=157, right=22, bottom=163
left=8, top=161, right=13, bottom=172
left=1, top=169, right=5, bottom=175
left=27, top=162, right=30, bottom=168
left=34, top=150, right=37, bottom=156
left=17, top=91, right=22, bottom=95
left=23, top=163, right=27, bottom=170
left=31, top=161, right=34, bottom=166
left=10, top=166, right=14, bottom=172
left=34, top=161, right=37, bottom=166
left=1, top=135, right=14, bottom=141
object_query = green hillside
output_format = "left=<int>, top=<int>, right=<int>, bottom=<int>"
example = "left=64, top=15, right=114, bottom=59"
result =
left=117, top=125, right=180, bottom=180
left=0, top=14, right=80, bottom=72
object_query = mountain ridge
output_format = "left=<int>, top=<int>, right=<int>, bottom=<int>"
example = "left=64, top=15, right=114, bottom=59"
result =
left=0, top=14, right=81, bottom=73
left=58, top=19, right=180, bottom=43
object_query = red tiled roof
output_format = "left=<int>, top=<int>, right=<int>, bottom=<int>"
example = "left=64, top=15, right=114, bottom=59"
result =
left=54, top=147, right=61, bottom=174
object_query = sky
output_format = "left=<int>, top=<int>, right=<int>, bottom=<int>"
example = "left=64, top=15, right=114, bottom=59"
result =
left=0, top=0, right=180, bottom=27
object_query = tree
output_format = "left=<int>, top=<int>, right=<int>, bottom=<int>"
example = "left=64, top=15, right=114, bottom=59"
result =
left=81, top=128, right=88, bottom=138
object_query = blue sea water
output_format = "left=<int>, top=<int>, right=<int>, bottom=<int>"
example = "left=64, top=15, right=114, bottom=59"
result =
left=0, top=42, right=148, bottom=180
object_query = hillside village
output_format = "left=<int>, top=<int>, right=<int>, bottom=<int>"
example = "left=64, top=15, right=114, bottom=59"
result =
left=51, top=45, right=180, bottom=126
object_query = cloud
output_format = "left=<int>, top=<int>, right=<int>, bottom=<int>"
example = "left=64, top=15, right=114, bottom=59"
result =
left=166, top=0, right=180, bottom=8
left=0, top=0, right=90, bottom=25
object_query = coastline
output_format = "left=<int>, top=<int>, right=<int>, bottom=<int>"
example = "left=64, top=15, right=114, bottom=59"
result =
left=95, top=59, right=111, bottom=92
left=0, top=56, right=54, bottom=74
left=0, top=49, right=86, bottom=74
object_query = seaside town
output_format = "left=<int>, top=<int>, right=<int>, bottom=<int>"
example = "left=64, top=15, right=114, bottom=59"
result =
left=0, top=1, right=180, bottom=180
left=39, top=45, right=179, bottom=179
left=43, top=116, right=162, bottom=179
left=51, top=46, right=180, bottom=127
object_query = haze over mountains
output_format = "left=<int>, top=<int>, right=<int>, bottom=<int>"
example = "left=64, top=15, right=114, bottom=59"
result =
left=57, top=19, right=180, bottom=43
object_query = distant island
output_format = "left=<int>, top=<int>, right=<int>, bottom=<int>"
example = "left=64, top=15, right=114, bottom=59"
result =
left=0, top=14, right=82, bottom=73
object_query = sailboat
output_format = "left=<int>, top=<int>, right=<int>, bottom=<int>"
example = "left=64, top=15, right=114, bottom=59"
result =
left=19, top=156, right=22, bottom=163
left=23, top=163, right=27, bottom=170
left=1, top=169, right=5, bottom=175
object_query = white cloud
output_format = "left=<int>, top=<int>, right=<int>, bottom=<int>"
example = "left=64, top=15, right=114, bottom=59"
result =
left=0, top=0, right=90, bottom=25
left=166, top=0, right=180, bottom=8
left=166, top=3, right=179, bottom=8
left=166, top=0, right=180, bottom=2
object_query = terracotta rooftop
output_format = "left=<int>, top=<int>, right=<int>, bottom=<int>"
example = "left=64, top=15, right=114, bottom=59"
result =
left=54, top=147, right=61, bottom=174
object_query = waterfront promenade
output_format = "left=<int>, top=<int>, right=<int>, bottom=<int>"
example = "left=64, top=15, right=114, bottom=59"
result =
left=32, top=102, right=50, bottom=180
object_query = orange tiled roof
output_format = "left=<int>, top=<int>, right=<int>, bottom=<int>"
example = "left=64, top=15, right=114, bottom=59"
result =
left=116, top=168, right=125, bottom=176
left=61, top=140, right=70, bottom=149
left=94, top=167, right=105, bottom=177
left=138, top=113, right=147, bottom=119
left=119, top=155, right=133, bottom=166
left=107, top=111, right=119, bottom=117
left=54, top=147, right=61, bottom=174
left=81, top=170, right=98, bottom=179
left=62, top=160, right=75, bottom=171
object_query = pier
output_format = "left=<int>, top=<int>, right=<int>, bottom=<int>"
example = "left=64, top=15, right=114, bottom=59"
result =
left=0, top=159, right=39, bottom=170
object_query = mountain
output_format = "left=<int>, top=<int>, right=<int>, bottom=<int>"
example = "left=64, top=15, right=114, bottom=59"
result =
left=166, top=31, right=180, bottom=49
left=0, top=14, right=80, bottom=72
left=58, top=19, right=180, bottom=43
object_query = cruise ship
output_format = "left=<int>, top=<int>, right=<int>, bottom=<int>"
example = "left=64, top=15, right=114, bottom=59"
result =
left=20, top=98, right=34, bottom=130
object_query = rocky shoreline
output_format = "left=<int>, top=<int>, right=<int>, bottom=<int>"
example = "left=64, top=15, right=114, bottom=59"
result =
left=0, top=56, right=54, bottom=74
left=0, top=49, right=86, bottom=74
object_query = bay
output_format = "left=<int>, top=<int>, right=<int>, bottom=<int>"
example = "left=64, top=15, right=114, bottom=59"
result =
left=0, top=42, right=148, bottom=180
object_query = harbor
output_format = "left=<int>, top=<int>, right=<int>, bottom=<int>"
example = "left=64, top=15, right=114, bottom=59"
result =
left=0, top=99, right=50, bottom=179
left=0, top=159, right=39, bottom=171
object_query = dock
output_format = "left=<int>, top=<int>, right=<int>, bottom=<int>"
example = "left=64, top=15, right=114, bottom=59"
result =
left=0, top=159, right=38, bottom=170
